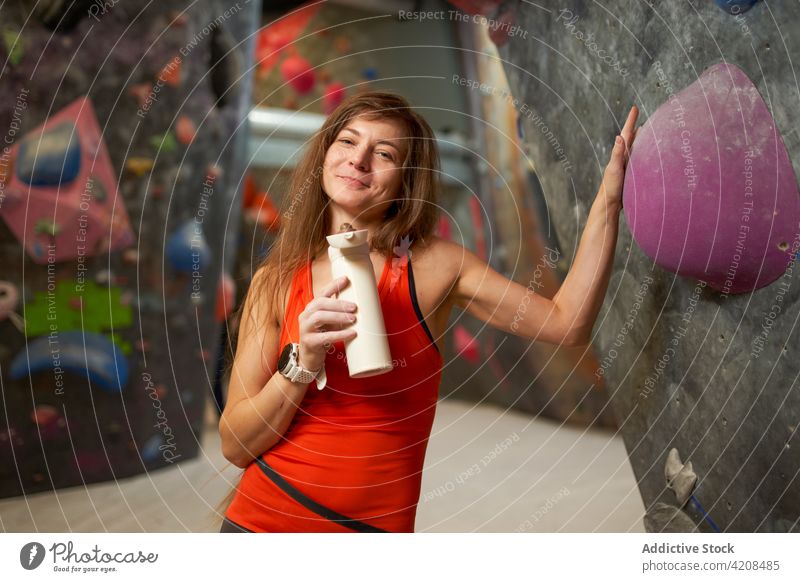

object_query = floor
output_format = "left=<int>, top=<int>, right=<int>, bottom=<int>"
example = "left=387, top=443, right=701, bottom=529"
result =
left=0, top=399, right=645, bottom=532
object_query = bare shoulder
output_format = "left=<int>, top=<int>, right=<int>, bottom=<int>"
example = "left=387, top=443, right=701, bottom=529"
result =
left=409, top=235, right=467, bottom=306
left=411, top=235, right=462, bottom=276
left=412, top=235, right=478, bottom=276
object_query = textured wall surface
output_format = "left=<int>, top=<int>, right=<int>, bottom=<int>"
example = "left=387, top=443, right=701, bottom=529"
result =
left=0, top=0, right=257, bottom=497
left=499, top=0, right=799, bottom=531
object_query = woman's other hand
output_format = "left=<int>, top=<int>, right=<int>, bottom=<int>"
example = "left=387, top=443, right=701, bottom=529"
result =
left=600, top=105, right=639, bottom=209
left=298, top=276, right=358, bottom=371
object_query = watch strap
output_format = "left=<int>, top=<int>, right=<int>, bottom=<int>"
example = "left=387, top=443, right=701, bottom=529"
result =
left=283, top=343, right=325, bottom=389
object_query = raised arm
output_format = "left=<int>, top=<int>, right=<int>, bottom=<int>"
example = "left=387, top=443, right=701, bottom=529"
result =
left=452, top=106, right=639, bottom=347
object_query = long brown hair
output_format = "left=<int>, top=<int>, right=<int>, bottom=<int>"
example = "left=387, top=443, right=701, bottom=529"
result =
left=213, top=91, right=441, bottom=522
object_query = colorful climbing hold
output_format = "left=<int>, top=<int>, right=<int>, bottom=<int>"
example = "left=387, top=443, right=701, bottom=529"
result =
left=157, top=55, right=182, bottom=87
left=205, top=163, right=223, bottom=182
left=454, top=325, right=481, bottom=364
left=23, top=279, right=133, bottom=349
left=323, top=82, right=346, bottom=115
left=166, top=220, right=211, bottom=273
left=2, top=29, right=24, bottom=65
left=215, top=273, right=236, bottom=323
left=176, top=116, right=197, bottom=145
left=254, top=3, right=322, bottom=74
left=280, top=54, right=316, bottom=94
left=623, top=62, right=800, bottom=294
left=128, top=82, right=153, bottom=107
left=33, top=219, right=61, bottom=237
left=714, top=0, right=758, bottom=14
left=141, top=434, right=164, bottom=462
left=10, top=330, right=130, bottom=392
left=16, top=121, right=81, bottom=187
left=125, top=157, right=154, bottom=176
left=150, top=131, right=177, bottom=153
left=31, top=405, right=60, bottom=427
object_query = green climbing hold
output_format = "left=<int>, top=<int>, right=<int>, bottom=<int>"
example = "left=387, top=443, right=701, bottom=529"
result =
left=34, top=219, right=61, bottom=236
left=2, top=29, right=23, bottom=66
left=23, top=279, right=133, bottom=354
left=150, top=131, right=177, bottom=153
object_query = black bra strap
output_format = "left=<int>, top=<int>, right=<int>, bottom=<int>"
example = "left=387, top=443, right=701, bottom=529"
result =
left=255, top=457, right=388, bottom=533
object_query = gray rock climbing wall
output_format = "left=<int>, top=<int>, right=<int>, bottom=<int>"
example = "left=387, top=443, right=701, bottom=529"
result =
left=0, top=0, right=258, bottom=497
left=498, top=0, right=799, bottom=532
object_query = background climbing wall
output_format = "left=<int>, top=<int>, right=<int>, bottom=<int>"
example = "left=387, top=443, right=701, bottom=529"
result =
left=0, top=0, right=258, bottom=497
left=497, top=1, right=799, bottom=531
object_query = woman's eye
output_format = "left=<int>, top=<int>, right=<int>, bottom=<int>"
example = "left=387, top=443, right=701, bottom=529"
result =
left=339, top=138, right=353, bottom=145
left=377, top=152, right=392, bottom=160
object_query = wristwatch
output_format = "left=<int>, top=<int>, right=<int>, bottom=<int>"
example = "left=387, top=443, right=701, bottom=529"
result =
left=277, top=342, right=326, bottom=390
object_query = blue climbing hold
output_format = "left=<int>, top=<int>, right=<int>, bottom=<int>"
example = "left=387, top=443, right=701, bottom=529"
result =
left=166, top=220, right=211, bottom=273
left=714, top=0, right=758, bottom=14
left=362, top=67, right=378, bottom=81
left=141, top=434, right=164, bottom=462
left=10, top=330, right=129, bottom=392
left=16, top=121, right=82, bottom=186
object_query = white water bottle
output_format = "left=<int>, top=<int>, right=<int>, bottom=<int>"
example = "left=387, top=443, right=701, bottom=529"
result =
left=326, top=228, right=393, bottom=377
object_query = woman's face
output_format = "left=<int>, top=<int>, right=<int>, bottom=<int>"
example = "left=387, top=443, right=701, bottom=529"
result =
left=321, top=115, right=407, bottom=222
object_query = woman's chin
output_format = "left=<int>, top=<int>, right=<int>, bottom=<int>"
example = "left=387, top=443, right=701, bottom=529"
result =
left=329, top=199, right=392, bottom=223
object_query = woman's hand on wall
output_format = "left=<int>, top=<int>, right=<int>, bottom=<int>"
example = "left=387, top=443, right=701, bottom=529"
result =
left=600, top=105, right=639, bottom=209
left=298, top=276, right=358, bottom=371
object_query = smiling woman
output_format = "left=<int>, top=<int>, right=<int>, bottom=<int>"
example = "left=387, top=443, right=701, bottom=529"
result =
left=216, top=91, right=639, bottom=532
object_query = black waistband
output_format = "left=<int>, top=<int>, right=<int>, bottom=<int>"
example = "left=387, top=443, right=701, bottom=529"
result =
left=255, top=457, right=388, bottom=533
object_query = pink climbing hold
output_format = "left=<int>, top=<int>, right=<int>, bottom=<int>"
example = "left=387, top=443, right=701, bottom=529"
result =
left=280, top=54, right=316, bottom=95
left=623, top=62, right=800, bottom=294
left=454, top=325, right=480, bottom=364
left=323, top=82, right=346, bottom=115
left=215, top=272, right=236, bottom=322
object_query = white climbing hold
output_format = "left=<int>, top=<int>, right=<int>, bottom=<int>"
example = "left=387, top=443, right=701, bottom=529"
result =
left=665, top=448, right=698, bottom=507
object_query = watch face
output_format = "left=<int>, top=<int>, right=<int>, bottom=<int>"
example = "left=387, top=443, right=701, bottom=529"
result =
left=278, top=343, right=294, bottom=372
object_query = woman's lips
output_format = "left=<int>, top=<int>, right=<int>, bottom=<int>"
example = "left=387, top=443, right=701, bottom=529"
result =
left=338, top=175, right=368, bottom=187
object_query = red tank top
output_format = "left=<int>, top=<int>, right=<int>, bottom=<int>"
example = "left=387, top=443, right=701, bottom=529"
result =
left=225, top=253, right=443, bottom=532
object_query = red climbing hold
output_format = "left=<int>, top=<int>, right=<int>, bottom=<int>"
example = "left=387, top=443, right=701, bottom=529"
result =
left=454, top=325, right=480, bottom=363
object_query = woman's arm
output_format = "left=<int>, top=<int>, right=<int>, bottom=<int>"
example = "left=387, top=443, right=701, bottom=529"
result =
left=451, top=106, right=639, bottom=346
left=218, top=269, right=311, bottom=468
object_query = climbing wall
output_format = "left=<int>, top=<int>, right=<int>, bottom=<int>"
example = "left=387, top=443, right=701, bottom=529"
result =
left=497, top=1, right=800, bottom=531
left=0, top=0, right=258, bottom=497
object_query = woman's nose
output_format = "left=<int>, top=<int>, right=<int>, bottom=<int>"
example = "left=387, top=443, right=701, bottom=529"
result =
left=350, top=147, right=369, bottom=171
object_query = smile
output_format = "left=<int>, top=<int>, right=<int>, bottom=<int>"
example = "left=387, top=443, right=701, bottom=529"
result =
left=338, top=175, right=368, bottom=188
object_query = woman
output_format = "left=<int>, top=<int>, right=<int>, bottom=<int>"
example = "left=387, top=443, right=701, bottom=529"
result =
left=218, top=91, right=638, bottom=532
